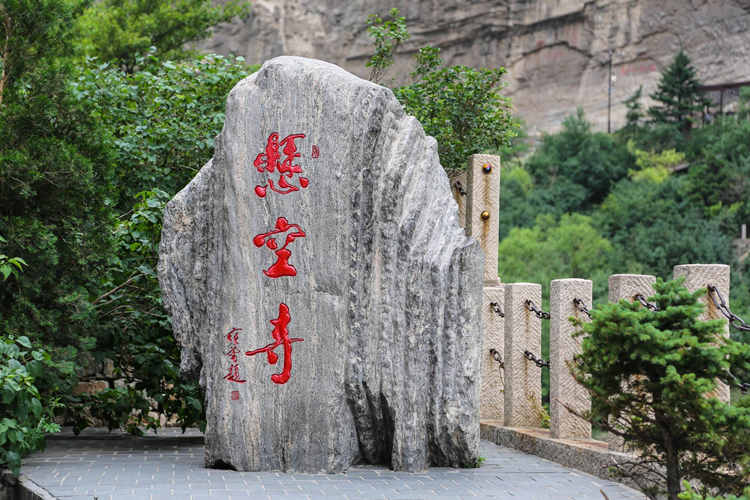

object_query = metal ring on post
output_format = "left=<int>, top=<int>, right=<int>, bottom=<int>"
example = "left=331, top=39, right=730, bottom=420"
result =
left=489, top=348, right=503, bottom=368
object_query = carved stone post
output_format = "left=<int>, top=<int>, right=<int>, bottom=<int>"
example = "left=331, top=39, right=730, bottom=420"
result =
left=673, top=264, right=731, bottom=403
left=608, top=274, right=656, bottom=304
left=550, top=279, right=591, bottom=439
left=463, top=154, right=505, bottom=421
left=503, top=283, right=543, bottom=427
left=466, top=154, right=501, bottom=286
left=607, top=273, right=656, bottom=450
left=481, top=286, right=505, bottom=421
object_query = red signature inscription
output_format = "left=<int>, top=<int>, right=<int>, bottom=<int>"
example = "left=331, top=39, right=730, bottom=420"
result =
left=223, top=327, right=246, bottom=383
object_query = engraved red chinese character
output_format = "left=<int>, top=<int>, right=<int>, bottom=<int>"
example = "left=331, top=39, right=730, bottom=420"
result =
left=245, top=303, right=303, bottom=384
left=252, top=217, right=305, bottom=278
left=223, top=327, right=246, bottom=383
left=253, top=133, right=310, bottom=198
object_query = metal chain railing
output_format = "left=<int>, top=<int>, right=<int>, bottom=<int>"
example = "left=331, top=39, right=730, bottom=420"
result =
left=707, top=285, right=750, bottom=332
left=727, top=369, right=750, bottom=393
left=524, top=350, right=550, bottom=368
left=573, top=298, right=592, bottom=319
left=524, top=299, right=550, bottom=320
left=705, top=285, right=750, bottom=393
left=453, top=180, right=467, bottom=196
left=489, top=348, right=504, bottom=368
left=634, top=293, right=660, bottom=312
left=489, top=302, right=504, bottom=318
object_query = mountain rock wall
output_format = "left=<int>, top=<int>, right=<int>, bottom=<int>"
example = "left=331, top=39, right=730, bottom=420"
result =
left=200, top=0, right=750, bottom=137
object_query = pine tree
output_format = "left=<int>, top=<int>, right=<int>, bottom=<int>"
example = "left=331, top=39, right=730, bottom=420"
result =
left=624, top=85, right=644, bottom=130
left=648, top=51, right=709, bottom=132
left=571, top=279, right=750, bottom=500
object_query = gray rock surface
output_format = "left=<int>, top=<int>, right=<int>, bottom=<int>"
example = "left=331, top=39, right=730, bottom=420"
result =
left=158, top=56, right=483, bottom=473
left=199, top=0, right=750, bottom=138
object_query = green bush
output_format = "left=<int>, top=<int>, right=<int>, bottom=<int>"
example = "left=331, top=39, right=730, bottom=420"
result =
left=0, top=336, right=65, bottom=474
left=572, top=279, right=750, bottom=500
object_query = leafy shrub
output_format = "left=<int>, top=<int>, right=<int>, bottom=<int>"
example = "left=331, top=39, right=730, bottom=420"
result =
left=0, top=336, right=65, bottom=474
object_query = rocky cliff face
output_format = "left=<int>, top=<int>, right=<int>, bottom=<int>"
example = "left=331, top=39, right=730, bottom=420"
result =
left=200, top=0, right=750, bottom=137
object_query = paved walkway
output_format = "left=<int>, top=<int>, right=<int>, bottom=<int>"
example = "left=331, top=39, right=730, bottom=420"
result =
left=20, top=428, right=646, bottom=500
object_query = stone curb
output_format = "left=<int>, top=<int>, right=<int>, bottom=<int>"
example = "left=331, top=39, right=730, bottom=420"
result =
left=17, top=475, right=56, bottom=500
left=480, top=421, right=638, bottom=487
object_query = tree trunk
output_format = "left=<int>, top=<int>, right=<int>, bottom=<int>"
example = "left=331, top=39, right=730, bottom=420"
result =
left=664, top=437, right=681, bottom=500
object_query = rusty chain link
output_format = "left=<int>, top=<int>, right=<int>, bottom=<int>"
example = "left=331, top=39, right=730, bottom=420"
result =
left=634, top=293, right=660, bottom=312
left=706, top=285, right=750, bottom=392
left=524, top=350, right=550, bottom=368
left=453, top=180, right=467, bottom=196
left=707, top=285, right=750, bottom=332
left=489, top=302, right=504, bottom=318
left=489, top=348, right=504, bottom=368
left=573, top=298, right=592, bottom=319
left=524, top=299, right=550, bottom=320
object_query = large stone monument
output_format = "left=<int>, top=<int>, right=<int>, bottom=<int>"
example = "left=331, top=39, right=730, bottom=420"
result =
left=158, top=57, right=483, bottom=473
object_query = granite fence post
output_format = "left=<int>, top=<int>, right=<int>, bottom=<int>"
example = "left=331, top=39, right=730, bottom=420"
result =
left=463, top=154, right=505, bottom=421
left=606, top=273, right=656, bottom=450
left=503, top=283, right=543, bottom=428
left=466, top=154, right=501, bottom=286
left=481, top=286, right=505, bottom=421
left=550, top=279, right=592, bottom=439
left=673, top=264, right=731, bottom=403
left=608, top=274, right=656, bottom=304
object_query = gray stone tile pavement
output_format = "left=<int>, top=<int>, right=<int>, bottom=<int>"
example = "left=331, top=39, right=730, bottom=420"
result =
left=20, top=429, right=647, bottom=500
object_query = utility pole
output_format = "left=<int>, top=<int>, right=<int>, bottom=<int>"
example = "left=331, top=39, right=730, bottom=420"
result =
left=607, top=49, right=613, bottom=134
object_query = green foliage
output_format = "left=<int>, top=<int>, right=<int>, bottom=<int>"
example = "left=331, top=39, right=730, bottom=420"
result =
left=0, top=0, right=88, bottom=106
left=0, top=235, right=26, bottom=281
left=739, top=87, right=750, bottom=121
left=572, top=279, right=750, bottom=500
left=395, top=47, right=516, bottom=175
left=683, top=117, right=750, bottom=233
left=0, top=335, right=64, bottom=474
left=648, top=51, right=709, bottom=133
left=594, top=177, right=732, bottom=279
left=364, top=9, right=517, bottom=175
left=72, top=52, right=253, bottom=205
left=680, top=482, right=750, bottom=500
left=499, top=213, right=612, bottom=286
left=624, top=85, right=644, bottom=130
left=74, top=0, right=249, bottom=72
left=1, top=0, right=252, bottom=437
left=365, top=8, right=409, bottom=84
left=628, top=143, right=684, bottom=184
left=525, top=108, right=633, bottom=210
